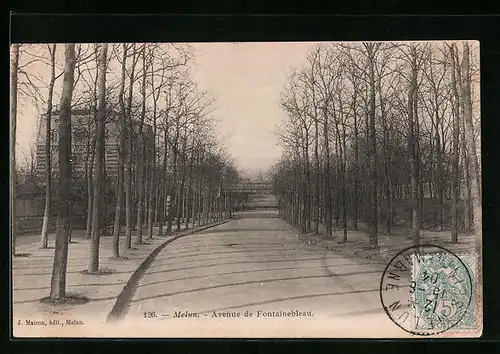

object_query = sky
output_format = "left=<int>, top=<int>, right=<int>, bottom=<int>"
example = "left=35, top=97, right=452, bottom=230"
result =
left=15, top=42, right=317, bottom=179
left=190, top=42, right=317, bottom=178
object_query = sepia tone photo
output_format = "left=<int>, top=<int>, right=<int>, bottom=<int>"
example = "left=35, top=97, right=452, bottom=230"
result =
left=10, top=41, right=482, bottom=338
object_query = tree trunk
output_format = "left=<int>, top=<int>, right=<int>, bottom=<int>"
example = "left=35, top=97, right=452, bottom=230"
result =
left=143, top=158, right=149, bottom=227
left=135, top=136, right=145, bottom=243
left=191, top=156, right=199, bottom=227
left=112, top=137, right=124, bottom=257
left=41, top=44, right=57, bottom=248
left=341, top=122, right=348, bottom=241
left=203, top=185, right=209, bottom=225
left=364, top=98, right=370, bottom=223
left=450, top=44, right=460, bottom=243
left=408, top=46, right=420, bottom=247
left=147, top=130, right=155, bottom=239
left=158, top=126, right=169, bottom=236
left=167, top=136, right=178, bottom=234
left=185, top=142, right=195, bottom=230
left=135, top=47, right=148, bottom=245
left=86, top=52, right=100, bottom=241
left=314, top=117, right=320, bottom=234
left=415, top=89, right=424, bottom=229
left=454, top=47, right=472, bottom=233
left=461, top=42, right=481, bottom=248
left=352, top=96, right=359, bottom=231
left=49, top=44, right=76, bottom=299
left=304, top=132, right=311, bottom=232
left=436, top=116, right=445, bottom=231
left=197, top=155, right=204, bottom=226
left=300, top=147, right=307, bottom=234
left=367, top=45, right=378, bottom=248
left=112, top=43, right=127, bottom=258
left=460, top=114, right=472, bottom=233
left=125, top=44, right=137, bottom=249
left=334, top=127, right=340, bottom=228
left=88, top=44, right=108, bottom=273
left=85, top=137, right=96, bottom=239
left=11, top=44, right=20, bottom=256
left=292, top=153, right=299, bottom=226
left=176, top=138, right=187, bottom=231
left=377, top=76, right=392, bottom=234
left=323, top=108, right=332, bottom=238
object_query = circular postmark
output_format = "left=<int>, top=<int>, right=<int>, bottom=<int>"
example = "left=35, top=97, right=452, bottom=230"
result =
left=379, top=244, right=473, bottom=336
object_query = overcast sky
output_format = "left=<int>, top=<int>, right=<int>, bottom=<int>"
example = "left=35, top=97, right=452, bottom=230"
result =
left=190, top=42, right=316, bottom=177
left=16, top=42, right=317, bottom=178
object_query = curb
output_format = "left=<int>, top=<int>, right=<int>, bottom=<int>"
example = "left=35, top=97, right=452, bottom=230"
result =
left=106, top=219, right=232, bottom=323
left=298, top=234, right=387, bottom=265
left=298, top=233, right=474, bottom=265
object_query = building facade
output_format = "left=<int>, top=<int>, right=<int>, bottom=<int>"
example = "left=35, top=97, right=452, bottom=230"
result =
left=35, top=108, right=153, bottom=181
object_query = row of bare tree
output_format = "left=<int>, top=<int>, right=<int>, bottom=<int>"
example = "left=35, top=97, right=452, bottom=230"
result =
left=11, top=43, right=240, bottom=300
left=271, top=41, right=481, bottom=248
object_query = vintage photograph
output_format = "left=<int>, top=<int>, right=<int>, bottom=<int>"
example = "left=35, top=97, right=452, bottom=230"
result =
left=10, top=41, right=482, bottom=338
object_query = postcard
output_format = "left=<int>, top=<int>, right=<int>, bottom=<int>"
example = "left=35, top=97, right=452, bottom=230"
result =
left=11, top=40, right=482, bottom=338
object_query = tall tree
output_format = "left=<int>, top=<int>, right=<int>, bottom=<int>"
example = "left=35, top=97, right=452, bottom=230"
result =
left=147, top=51, right=167, bottom=239
left=365, top=42, right=380, bottom=248
left=40, top=43, right=58, bottom=249
left=135, top=45, right=148, bottom=245
left=449, top=43, right=460, bottom=244
left=125, top=44, right=139, bottom=249
left=11, top=43, right=20, bottom=256
left=407, top=44, right=421, bottom=246
left=49, top=44, right=77, bottom=299
left=460, top=107, right=472, bottom=233
left=88, top=44, right=109, bottom=273
left=460, top=42, right=481, bottom=248
left=85, top=44, right=100, bottom=240
left=112, top=43, right=128, bottom=258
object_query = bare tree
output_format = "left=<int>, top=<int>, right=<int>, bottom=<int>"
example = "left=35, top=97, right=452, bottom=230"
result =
left=88, top=44, right=109, bottom=273
left=111, top=43, right=128, bottom=259
left=272, top=41, right=479, bottom=257
left=364, top=42, right=380, bottom=248
left=135, top=45, right=149, bottom=245
left=407, top=44, right=422, bottom=246
left=147, top=48, right=169, bottom=239
left=49, top=44, right=77, bottom=299
left=11, top=43, right=20, bottom=256
left=125, top=43, right=141, bottom=249
left=449, top=43, right=461, bottom=244
left=84, top=44, right=100, bottom=240
left=41, top=44, right=62, bottom=248
left=460, top=42, right=481, bottom=249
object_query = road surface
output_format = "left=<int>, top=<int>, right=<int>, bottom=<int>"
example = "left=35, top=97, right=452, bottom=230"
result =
left=122, top=195, right=407, bottom=337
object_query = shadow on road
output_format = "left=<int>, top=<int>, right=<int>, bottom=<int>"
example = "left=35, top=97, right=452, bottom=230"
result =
left=145, top=256, right=342, bottom=276
left=131, top=270, right=382, bottom=303
left=137, top=262, right=378, bottom=288
left=233, top=213, right=280, bottom=219
left=199, top=227, right=290, bottom=234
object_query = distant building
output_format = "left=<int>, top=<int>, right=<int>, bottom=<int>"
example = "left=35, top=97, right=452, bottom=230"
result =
left=16, top=176, right=44, bottom=217
left=35, top=108, right=153, bottom=181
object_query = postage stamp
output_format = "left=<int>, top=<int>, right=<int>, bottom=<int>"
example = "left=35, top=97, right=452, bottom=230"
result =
left=380, top=244, right=480, bottom=336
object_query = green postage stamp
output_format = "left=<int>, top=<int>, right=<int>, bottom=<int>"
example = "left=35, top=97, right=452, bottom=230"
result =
left=410, top=250, right=479, bottom=335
